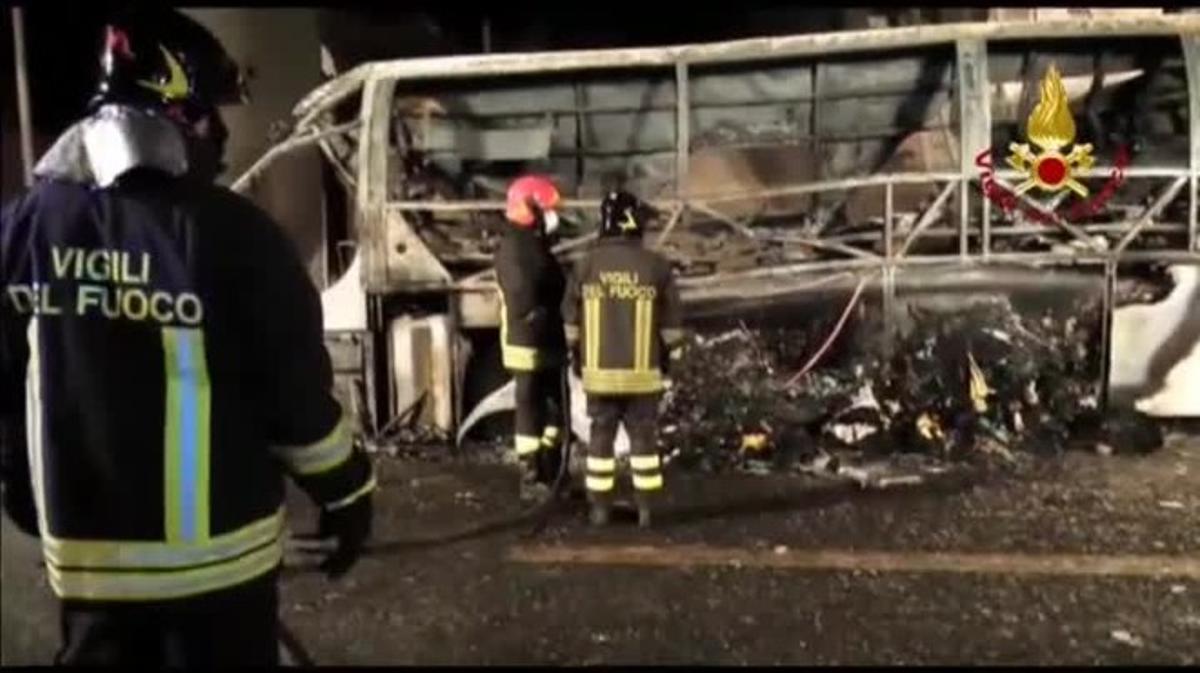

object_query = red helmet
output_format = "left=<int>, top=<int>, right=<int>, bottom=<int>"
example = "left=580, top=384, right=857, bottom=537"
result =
left=505, top=175, right=561, bottom=227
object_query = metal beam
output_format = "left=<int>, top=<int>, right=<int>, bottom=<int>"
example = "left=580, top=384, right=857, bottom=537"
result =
left=231, top=120, right=361, bottom=194
left=983, top=176, right=1099, bottom=249
left=1112, top=176, right=1189, bottom=255
left=386, top=172, right=960, bottom=212
left=675, top=61, right=690, bottom=200
left=358, top=79, right=397, bottom=291
left=388, top=198, right=682, bottom=212
left=957, top=39, right=991, bottom=260
left=696, top=172, right=961, bottom=204
left=296, top=16, right=1198, bottom=121
left=687, top=201, right=757, bottom=241
left=11, top=7, right=34, bottom=187
left=652, top=204, right=687, bottom=249
left=898, top=182, right=958, bottom=257
left=754, top=233, right=882, bottom=261
left=1183, top=34, right=1200, bottom=252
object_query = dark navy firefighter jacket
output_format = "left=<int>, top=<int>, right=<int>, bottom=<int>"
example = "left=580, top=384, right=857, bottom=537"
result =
left=0, top=170, right=374, bottom=602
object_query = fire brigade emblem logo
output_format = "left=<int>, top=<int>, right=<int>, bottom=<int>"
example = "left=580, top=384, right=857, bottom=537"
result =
left=1005, top=64, right=1094, bottom=197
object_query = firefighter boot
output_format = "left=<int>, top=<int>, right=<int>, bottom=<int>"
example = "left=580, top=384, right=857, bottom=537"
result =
left=635, top=492, right=657, bottom=529
left=588, top=499, right=612, bottom=527
left=633, top=494, right=652, bottom=525
left=519, top=457, right=549, bottom=503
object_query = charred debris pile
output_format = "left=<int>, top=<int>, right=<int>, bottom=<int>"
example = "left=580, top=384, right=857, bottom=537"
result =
left=660, top=280, right=1168, bottom=475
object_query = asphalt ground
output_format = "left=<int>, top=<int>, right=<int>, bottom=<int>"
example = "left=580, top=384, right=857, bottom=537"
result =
left=3, top=434, right=1197, bottom=665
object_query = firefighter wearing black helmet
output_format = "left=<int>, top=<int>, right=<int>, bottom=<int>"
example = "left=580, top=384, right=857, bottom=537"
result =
left=562, top=191, right=685, bottom=527
left=0, top=9, right=373, bottom=666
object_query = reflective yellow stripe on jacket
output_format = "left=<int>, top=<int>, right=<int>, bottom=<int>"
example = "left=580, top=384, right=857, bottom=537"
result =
left=498, top=290, right=541, bottom=371
left=581, top=291, right=663, bottom=394
left=270, top=414, right=354, bottom=476
left=42, top=510, right=285, bottom=601
left=581, top=368, right=664, bottom=394
left=47, top=539, right=282, bottom=602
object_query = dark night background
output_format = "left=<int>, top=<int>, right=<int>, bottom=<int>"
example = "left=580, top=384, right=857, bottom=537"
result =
left=1, top=5, right=991, bottom=200
left=0, top=5, right=987, bottom=133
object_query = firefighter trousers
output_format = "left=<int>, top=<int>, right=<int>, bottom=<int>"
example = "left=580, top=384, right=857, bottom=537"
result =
left=585, top=394, right=663, bottom=503
left=513, top=367, right=564, bottom=483
left=54, top=568, right=280, bottom=667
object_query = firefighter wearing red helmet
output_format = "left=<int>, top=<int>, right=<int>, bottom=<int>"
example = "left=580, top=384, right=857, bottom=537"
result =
left=562, top=191, right=685, bottom=528
left=1, top=8, right=372, bottom=666
left=495, top=176, right=569, bottom=498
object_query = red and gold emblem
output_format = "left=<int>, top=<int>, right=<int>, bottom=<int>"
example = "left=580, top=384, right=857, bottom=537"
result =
left=1006, top=64, right=1095, bottom=197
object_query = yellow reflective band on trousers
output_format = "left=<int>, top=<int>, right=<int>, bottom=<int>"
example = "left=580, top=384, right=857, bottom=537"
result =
left=270, top=413, right=354, bottom=476
left=633, top=473, right=664, bottom=491
left=42, top=510, right=284, bottom=570
left=586, top=456, right=616, bottom=473
left=515, top=434, right=543, bottom=456
left=585, top=454, right=616, bottom=492
left=162, top=328, right=212, bottom=544
left=498, top=290, right=540, bottom=371
left=582, top=368, right=664, bottom=395
left=586, top=475, right=615, bottom=492
left=630, top=454, right=661, bottom=471
left=47, top=538, right=283, bottom=602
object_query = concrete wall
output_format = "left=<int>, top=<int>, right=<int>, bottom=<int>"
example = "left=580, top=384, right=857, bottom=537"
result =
left=182, top=8, right=326, bottom=285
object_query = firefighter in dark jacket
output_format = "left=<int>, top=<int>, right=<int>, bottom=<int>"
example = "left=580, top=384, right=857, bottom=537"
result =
left=0, top=9, right=374, bottom=666
left=495, top=175, right=568, bottom=498
left=562, top=191, right=685, bottom=527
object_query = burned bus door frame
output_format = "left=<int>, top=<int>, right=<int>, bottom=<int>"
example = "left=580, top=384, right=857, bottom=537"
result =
left=1185, top=34, right=1200, bottom=254
left=356, top=76, right=395, bottom=434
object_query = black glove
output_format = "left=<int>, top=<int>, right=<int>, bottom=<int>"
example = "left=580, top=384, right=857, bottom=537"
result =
left=315, top=495, right=372, bottom=580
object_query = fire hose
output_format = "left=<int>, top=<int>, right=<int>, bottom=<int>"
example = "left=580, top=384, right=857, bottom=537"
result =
left=280, top=276, right=866, bottom=661
left=279, top=365, right=576, bottom=664
left=785, top=274, right=873, bottom=388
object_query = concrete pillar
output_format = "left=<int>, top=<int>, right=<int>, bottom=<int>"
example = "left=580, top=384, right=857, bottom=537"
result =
left=182, top=8, right=326, bottom=285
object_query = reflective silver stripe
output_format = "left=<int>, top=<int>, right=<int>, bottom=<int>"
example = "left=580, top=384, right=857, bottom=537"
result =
left=42, top=510, right=284, bottom=570
left=326, top=474, right=377, bottom=511
left=564, top=323, right=580, bottom=343
left=47, top=538, right=283, bottom=602
left=271, top=414, right=353, bottom=475
left=25, top=318, right=49, bottom=536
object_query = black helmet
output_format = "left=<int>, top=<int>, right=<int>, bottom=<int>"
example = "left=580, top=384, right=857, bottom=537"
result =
left=599, top=190, right=650, bottom=238
left=91, top=8, right=247, bottom=125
